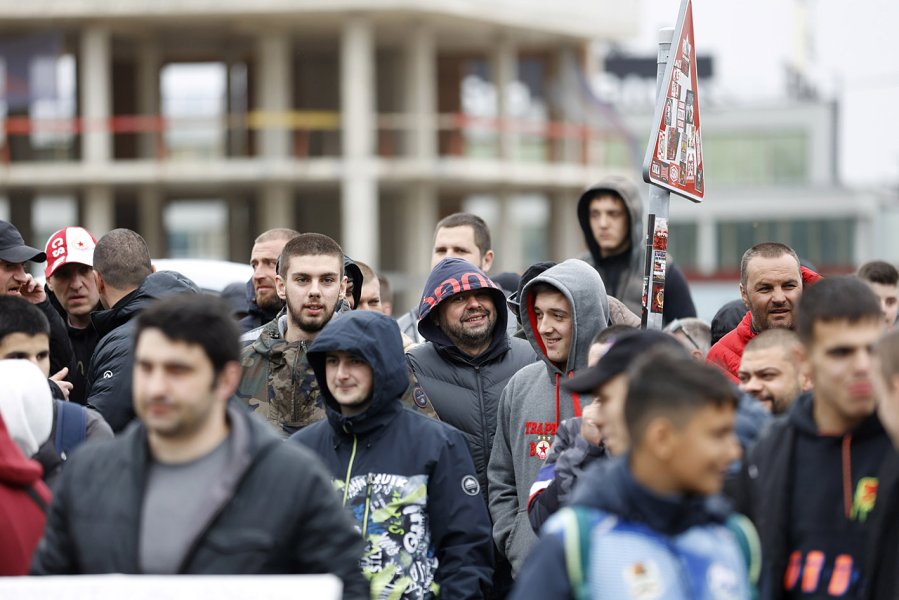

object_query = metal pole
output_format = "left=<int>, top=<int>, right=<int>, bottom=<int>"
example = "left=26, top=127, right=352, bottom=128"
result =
left=641, top=27, right=674, bottom=330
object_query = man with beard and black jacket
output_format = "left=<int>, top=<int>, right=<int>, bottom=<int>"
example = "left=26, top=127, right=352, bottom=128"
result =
left=43, top=226, right=102, bottom=405
left=731, top=276, right=891, bottom=600
left=239, top=228, right=299, bottom=333
left=488, top=259, right=608, bottom=577
left=292, top=310, right=494, bottom=599
left=31, top=295, right=368, bottom=599
left=86, top=229, right=198, bottom=432
left=575, top=176, right=695, bottom=325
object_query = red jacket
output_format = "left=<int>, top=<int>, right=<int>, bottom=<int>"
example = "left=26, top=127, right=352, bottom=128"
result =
left=707, top=266, right=823, bottom=383
left=0, top=413, right=50, bottom=575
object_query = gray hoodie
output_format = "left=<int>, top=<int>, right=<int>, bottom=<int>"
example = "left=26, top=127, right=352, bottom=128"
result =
left=486, top=258, right=608, bottom=575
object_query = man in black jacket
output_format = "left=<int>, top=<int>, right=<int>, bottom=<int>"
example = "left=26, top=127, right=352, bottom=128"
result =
left=292, top=310, right=493, bottom=599
left=32, top=295, right=368, bottom=598
left=732, top=276, right=890, bottom=600
left=86, top=229, right=197, bottom=432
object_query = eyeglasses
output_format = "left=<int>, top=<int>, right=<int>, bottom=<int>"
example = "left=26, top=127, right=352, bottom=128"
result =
left=668, top=319, right=701, bottom=352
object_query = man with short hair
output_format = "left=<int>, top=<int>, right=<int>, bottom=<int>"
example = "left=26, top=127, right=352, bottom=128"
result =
left=293, top=310, right=494, bottom=598
left=732, top=276, right=890, bottom=600
left=738, top=329, right=808, bottom=414
left=237, top=233, right=437, bottom=436
left=488, top=259, right=608, bottom=576
left=354, top=260, right=383, bottom=313
left=664, top=316, right=711, bottom=360
left=44, top=226, right=102, bottom=405
left=708, top=242, right=822, bottom=382
left=576, top=176, right=696, bottom=324
left=858, top=260, right=899, bottom=329
left=31, top=295, right=368, bottom=597
left=0, top=220, right=74, bottom=384
left=240, top=228, right=300, bottom=332
left=511, top=348, right=750, bottom=599
left=87, top=229, right=198, bottom=432
left=397, top=213, right=498, bottom=344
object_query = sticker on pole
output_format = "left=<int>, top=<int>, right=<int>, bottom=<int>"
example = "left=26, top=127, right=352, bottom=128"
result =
left=642, top=0, right=704, bottom=203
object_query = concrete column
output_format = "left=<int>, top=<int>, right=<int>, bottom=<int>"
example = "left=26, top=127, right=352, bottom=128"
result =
left=548, top=190, right=581, bottom=261
left=404, top=25, right=437, bottom=161
left=492, top=38, right=517, bottom=161
left=255, top=32, right=292, bottom=159
left=496, top=192, right=522, bottom=272
left=136, top=39, right=161, bottom=159
left=138, top=187, right=164, bottom=256
left=340, top=17, right=378, bottom=263
left=697, top=215, right=716, bottom=275
left=80, top=27, right=112, bottom=164
left=259, top=184, right=295, bottom=232
left=83, top=186, right=114, bottom=237
left=554, top=47, right=581, bottom=164
left=400, top=183, right=438, bottom=308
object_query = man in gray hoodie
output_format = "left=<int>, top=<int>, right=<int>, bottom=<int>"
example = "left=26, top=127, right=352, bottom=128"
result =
left=487, top=258, right=608, bottom=576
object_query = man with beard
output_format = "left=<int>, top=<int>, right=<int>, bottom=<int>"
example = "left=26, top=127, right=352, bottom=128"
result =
left=237, top=234, right=436, bottom=437
left=708, top=242, right=822, bottom=382
left=738, top=329, right=809, bottom=414
left=239, top=228, right=299, bottom=333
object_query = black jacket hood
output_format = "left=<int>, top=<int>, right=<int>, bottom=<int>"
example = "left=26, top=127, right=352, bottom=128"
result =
left=91, top=270, right=199, bottom=337
left=576, top=175, right=644, bottom=268
left=788, top=391, right=885, bottom=440
left=308, top=310, right=409, bottom=436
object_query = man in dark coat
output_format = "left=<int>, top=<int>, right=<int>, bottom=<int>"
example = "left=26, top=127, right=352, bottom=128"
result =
left=31, top=295, right=368, bottom=599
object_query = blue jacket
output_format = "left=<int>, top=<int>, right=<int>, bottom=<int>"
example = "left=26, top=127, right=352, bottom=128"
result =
left=511, top=457, right=752, bottom=600
left=291, top=311, right=494, bottom=599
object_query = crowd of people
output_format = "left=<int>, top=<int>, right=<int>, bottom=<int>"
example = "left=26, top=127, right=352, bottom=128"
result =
left=2, top=174, right=899, bottom=600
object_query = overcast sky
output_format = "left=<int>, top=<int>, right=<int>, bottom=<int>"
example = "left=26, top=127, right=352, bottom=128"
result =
left=620, top=0, right=899, bottom=188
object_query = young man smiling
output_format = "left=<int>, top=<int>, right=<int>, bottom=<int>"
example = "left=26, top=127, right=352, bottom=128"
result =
left=488, top=258, right=608, bottom=577
left=292, top=310, right=493, bottom=599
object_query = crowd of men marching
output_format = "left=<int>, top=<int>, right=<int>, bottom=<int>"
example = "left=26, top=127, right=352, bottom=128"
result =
left=2, top=174, right=899, bottom=600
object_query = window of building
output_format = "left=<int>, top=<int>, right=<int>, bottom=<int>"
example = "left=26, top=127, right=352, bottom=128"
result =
left=161, top=63, right=226, bottom=159
left=668, top=222, right=698, bottom=271
left=29, top=53, right=76, bottom=159
left=716, top=218, right=854, bottom=271
left=32, top=195, right=77, bottom=248
left=703, top=131, right=808, bottom=185
left=163, top=199, right=228, bottom=259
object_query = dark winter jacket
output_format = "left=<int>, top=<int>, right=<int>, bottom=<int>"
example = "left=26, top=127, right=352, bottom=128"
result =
left=33, top=396, right=113, bottom=488
left=30, top=400, right=369, bottom=598
left=731, top=392, right=891, bottom=600
left=46, top=283, right=101, bottom=405
left=0, top=412, right=51, bottom=576
left=35, top=296, right=76, bottom=388
left=238, top=279, right=281, bottom=333
left=292, top=311, right=494, bottom=599
left=576, top=176, right=696, bottom=325
left=863, top=447, right=899, bottom=600
left=407, top=258, right=537, bottom=503
left=707, top=266, right=823, bottom=383
left=512, top=457, right=751, bottom=599
left=86, top=271, right=199, bottom=432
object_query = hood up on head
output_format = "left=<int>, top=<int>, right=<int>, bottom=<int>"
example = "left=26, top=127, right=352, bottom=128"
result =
left=416, top=257, right=508, bottom=351
left=0, top=360, right=53, bottom=457
left=307, top=310, right=409, bottom=436
left=520, top=258, right=609, bottom=376
left=576, top=175, right=644, bottom=267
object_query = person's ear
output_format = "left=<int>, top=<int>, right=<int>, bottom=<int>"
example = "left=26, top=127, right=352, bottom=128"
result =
left=739, top=283, right=749, bottom=310
left=794, top=343, right=812, bottom=387
left=643, top=417, right=677, bottom=461
left=276, top=274, right=286, bottom=300
left=215, top=361, right=242, bottom=399
left=481, top=250, right=495, bottom=273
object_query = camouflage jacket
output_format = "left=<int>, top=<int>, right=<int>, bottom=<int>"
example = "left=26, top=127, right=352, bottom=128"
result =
left=236, top=316, right=438, bottom=437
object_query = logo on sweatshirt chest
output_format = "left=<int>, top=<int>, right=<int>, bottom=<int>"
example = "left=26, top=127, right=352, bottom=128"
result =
left=524, top=421, right=557, bottom=460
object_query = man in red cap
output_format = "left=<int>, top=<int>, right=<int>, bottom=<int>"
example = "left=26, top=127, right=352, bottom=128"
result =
left=0, top=220, right=74, bottom=388
left=44, top=227, right=101, bottom=405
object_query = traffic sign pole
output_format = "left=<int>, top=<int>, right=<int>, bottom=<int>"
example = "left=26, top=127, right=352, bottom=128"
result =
left=641, top=27, right=674, bottom=330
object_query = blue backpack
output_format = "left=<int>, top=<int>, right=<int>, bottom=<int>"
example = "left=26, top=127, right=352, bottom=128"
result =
left=54, top=400, right=87, bottom=460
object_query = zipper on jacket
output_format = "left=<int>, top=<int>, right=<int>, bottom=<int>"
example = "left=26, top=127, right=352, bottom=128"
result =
left=362, top=473, right=374, bottom=538
left=342, top=433, right=359, bottom=507
left=474, top=366, right=490, bottom=475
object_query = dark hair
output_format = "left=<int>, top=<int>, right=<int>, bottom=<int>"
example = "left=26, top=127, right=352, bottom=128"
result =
left=796, top=276, right=883, bottom=344
left=625, top=347, right=738, bottom=444
left=740, top=242, right=800, bottom=288
left=134, top=294, right=240, bottom=375
left=278, top=233, right=345, bottom=279
left=93, top=228, right=153, bottom=289
left=435, top=213, right=492, bottom=258
left=0, top=295, right=50, bottom=342
left=858, top=260, right=899, bottom=286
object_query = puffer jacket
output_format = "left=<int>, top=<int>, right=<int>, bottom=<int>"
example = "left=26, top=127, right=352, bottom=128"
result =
left=407, top=258, right=536, bottom=504
left=85, top=271, right=199, bottom=432
left=292, top=311, right=494, bottom=599
left=30, top=400, right=370, bottom=599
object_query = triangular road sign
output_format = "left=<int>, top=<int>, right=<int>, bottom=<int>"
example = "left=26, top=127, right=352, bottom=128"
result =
left=642, top=0, right=704, bottom=202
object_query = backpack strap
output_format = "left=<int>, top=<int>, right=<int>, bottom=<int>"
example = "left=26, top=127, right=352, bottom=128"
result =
left=559, top=506, right=604, bottom=600
left=25, top=484, right=48, bottom=514
left=726, top=513, right=762, bottom=591
left=54, top=400, right=88, bottom=460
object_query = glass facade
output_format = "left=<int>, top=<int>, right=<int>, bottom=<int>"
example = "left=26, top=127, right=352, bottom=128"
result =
left=703, top=131, right=808, bottom=185
left=716, top=219, right=854, bottom=270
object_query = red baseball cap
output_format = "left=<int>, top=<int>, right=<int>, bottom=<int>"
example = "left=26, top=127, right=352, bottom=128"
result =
left=44, top=227, right=97, bottom=279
